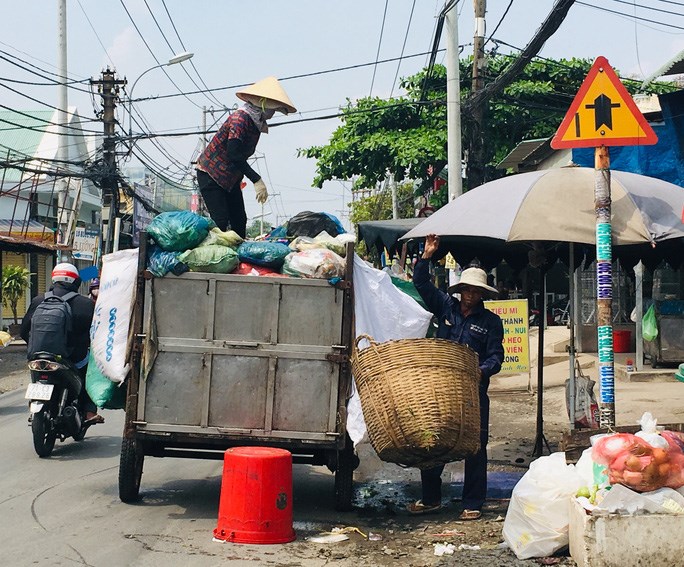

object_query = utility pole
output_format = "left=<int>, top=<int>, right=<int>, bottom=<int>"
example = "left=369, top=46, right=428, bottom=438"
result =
left=469, top=0, right=487, bottom=190
left=91, top=68, right=126, bottom=259
left=390, top=173, right=399, bottom=219
left=445, top=2, right=462, bottom=201
left=56, top=0, right=69, bottom=253
left=201, top=106, right=208, bottom=152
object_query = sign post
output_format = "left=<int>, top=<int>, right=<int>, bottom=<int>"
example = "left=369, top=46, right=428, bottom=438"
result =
left=551, top=56, right=658, bottom=428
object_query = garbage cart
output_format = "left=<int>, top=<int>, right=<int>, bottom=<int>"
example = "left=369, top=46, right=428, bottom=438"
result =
left=119, top=238, right=357, bottom=510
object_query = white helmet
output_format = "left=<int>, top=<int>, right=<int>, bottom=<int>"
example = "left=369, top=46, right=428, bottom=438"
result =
left=52, top=262, right=79, bottom=284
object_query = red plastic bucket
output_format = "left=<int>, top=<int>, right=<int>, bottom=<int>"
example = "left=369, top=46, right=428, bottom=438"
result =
left=613, top=330, right=631, bottom=353
left=213, top=447, right=295, bottom=544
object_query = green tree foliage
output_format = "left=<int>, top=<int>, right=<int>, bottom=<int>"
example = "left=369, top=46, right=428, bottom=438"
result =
left=1, top=265, right=32, bottom=324
left=246, top=219, right=273, bottom=239
left=301, top=55, right=674, bottom=217
left=348, top=182, right=416, bottom=225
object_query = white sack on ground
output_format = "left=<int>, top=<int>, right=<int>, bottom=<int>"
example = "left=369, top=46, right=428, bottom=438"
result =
left=90, top=248, right=139, bottom=383
left=503, top=452, right=583, bottom=559
left=347, top=256, right=432, bottom=445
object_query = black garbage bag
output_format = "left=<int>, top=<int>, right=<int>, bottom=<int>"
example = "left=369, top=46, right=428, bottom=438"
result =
left=286, top=211, right=344, bottom=238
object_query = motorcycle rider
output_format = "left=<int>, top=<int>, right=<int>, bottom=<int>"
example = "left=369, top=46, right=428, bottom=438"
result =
left=88, top=277, right=100, bottom=302
left=20, top=262, right=104, bottom=425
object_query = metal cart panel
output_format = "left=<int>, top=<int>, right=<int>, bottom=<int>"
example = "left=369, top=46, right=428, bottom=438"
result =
left=120, top=240, right=357, bottom=509
left=214, top=280, right=276, bottom=342
left=273, top=358, right=338, bottom=433
left=278, top=285, right=343, bottom=346
left=152, top=278, right=210, bottom=339
left=144, top=352, right=204, bottom=425
left=209, top=355, right=270, bottom=429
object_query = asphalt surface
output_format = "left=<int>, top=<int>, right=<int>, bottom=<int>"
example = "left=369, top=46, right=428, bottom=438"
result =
left=0, top=344, right=576, bottom=566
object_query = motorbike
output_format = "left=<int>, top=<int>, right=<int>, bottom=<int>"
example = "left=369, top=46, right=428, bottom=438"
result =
left=24, top=352, right=93, bottom=457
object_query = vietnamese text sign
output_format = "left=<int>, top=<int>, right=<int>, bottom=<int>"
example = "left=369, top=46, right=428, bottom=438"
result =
left=72, top=228, right=99, bottom=260
left=485, top=299, right=530, bottom=375
left=133, top=182, right=154, bottom=246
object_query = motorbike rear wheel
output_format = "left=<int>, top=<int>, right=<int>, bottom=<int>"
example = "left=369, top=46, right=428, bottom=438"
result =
left=32, top=410, right=56, bottom=458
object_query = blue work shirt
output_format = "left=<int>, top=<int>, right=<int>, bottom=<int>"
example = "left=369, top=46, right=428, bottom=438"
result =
left=413, top=259, right=504, bottom=382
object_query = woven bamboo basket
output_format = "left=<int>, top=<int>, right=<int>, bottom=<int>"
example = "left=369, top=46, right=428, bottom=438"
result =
left=351, top=334, right=481, bottom=469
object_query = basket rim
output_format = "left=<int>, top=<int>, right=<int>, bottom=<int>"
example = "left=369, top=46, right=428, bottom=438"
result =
left=353, top=335, right=479, bottom=358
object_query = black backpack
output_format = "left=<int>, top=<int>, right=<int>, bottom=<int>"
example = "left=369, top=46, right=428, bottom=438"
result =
left=27, top=291, right=79, bottom=359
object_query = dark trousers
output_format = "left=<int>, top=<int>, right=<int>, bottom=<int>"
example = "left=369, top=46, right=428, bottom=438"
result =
left=421, top=381, right=490, bottom=510
left=197, top=170, right=247, bottom=238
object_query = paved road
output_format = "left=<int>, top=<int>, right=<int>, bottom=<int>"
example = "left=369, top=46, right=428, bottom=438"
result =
left=1, top=387, right=358, bottom=566
left=0, top=345, right=575, bottom=566
left=0, top=385, right=555, bottom=566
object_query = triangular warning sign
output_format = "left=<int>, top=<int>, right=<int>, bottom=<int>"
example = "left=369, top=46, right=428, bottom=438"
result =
left=551, top=56, right=658, bottom=149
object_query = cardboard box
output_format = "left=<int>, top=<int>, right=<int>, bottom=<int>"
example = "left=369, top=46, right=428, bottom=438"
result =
left=569, top=497, right=684, bottom=567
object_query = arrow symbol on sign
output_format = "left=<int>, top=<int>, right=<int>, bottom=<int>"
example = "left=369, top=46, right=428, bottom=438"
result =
left=585, top=94, right=620, bottom=131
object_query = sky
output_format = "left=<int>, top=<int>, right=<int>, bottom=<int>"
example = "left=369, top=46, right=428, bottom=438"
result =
left=0, top=0, right=683, bottom=231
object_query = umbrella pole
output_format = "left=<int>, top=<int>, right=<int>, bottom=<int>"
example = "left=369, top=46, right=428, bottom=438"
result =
left=568, top=243, right=576, bottom=429
left=532, top=267, right=551, bottom=458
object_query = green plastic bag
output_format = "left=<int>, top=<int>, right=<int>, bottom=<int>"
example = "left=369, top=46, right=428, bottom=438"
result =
left=178, top=244, right=238, bottom=273
left=643, top=304, right=658, bottom=342
left=390, top=276, right=428, bottom=310
left=147, top=211, right=214, bottom=252
left=200, top=227, right=244, bottom=249
left=85, top=352, right=126, bottom=410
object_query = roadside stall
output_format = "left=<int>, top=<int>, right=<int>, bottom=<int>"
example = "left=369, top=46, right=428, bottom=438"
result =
left=643, top=299, right=684, bottom=368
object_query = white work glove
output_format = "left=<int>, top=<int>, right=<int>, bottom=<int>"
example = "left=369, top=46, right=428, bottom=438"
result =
left=254, top=179, right=268, bottom=204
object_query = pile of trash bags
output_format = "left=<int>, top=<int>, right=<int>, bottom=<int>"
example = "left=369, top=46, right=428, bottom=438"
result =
left=145, top=211, right=355, bottom=280
left=592, top=413, right=684, bottom=492
left=502, top=412, right=684, bottom=561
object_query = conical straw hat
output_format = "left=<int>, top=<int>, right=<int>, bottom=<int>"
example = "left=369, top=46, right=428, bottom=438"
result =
left=236, top=76, right=297, bottom=114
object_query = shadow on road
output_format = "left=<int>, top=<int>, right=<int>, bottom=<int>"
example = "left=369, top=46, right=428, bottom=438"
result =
left=125, top=475, right=222, bottom=520
left=37, top=434, right=123, bottom=460
left=0, top=403, right=27, bottom=417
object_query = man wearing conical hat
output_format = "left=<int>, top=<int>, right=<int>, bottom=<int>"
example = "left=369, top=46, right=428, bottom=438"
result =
left=195, top=77, right=296, bottom=237
left=408, top=233, right=504, bottom=520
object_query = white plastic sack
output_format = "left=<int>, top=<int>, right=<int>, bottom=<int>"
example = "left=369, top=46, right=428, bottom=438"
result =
left=635, top=411, right=670, bottom=449
left=346, top=256, right=432, bottom=445
left=90, top=248, right=139, bottom=384
left=575, top=447, right=595, bottom=488
left=594, top=483, right=684, bottom=515
left=503, top=452, right=583, bottom=559
left=565, top=373, right=598, bottom=429
left=282, top=249, right=346, bottom=279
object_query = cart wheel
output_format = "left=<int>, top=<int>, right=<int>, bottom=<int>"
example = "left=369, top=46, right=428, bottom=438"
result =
left=119, top=437, right=144, bottom=503
left=334, top=437, right=357, bottom=512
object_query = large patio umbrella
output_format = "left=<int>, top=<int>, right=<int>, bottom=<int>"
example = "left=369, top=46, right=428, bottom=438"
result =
left=401, top=167, right=684, bottom=456
left=402, top=167, right=684, bottom=270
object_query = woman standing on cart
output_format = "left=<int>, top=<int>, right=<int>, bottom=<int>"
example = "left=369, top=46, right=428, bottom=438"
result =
left=194, top=76, right=296, bottom=238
